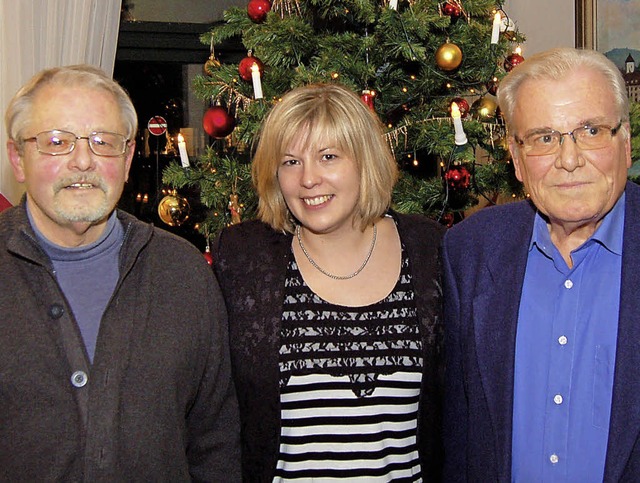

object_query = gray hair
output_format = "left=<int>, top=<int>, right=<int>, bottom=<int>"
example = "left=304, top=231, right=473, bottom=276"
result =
left=497, top=47, right=629, bottom=129
left=5, top=64, right=138, bottom=144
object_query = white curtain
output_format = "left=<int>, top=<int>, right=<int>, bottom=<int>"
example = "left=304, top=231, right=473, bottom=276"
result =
left=0, top=0, right=122, bottom=205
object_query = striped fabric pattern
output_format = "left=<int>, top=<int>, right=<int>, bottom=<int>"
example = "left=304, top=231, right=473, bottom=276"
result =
left=275, top=249, right=423, bottom=481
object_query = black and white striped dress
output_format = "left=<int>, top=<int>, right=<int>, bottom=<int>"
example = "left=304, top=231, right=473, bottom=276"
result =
left=275, top=246, right=424, bottom=482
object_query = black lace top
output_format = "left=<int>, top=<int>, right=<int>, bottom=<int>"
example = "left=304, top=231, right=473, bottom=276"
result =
left=275, top=246, right=424, bottom=481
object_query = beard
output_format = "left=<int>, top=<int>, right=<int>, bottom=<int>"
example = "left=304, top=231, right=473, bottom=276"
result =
left=52, top=174, right=112, bottom=223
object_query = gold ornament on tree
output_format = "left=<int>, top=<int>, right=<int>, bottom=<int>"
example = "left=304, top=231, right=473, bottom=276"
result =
left=158, top=191, right=190, bottom=226
left=204, top=39, right=221, bottom=75
left=271, top=0, right=302, bottom=15
left=471, top=96, right=499, bottom=120
left=435, top=42, right=463, bottom=71
left=228, top=193, right=242, bottom=225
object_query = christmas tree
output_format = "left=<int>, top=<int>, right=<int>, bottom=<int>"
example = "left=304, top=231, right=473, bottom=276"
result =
left=162, top=0, right=529, bottom=243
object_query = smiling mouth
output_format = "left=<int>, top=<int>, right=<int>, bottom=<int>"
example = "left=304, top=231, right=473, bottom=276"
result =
left=66, top=182, right=96, bottom=189
left=303, top=195, right=333, bottom=206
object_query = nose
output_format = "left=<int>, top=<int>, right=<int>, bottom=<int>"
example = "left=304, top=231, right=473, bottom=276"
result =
left=301, top=161, right=321, bottom=188
left=67, top=138, right=96, bottom=171
left=554, top=134, right=585, bottom=172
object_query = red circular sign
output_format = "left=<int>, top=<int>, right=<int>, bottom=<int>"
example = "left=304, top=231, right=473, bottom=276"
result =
left=147, top=116, right=167, bottom=136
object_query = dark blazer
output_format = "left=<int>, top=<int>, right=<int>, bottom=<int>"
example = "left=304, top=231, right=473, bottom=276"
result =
left=213, top=211, right=445, bottom=482
left=442, top=181, right=640, bottom=482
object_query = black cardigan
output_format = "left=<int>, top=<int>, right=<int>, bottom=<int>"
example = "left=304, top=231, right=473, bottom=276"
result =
left=213, top=211, right=445, bottom=482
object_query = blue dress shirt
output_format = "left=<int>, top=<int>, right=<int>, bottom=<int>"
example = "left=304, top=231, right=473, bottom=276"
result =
left=511, top=194, right=624, bottom=482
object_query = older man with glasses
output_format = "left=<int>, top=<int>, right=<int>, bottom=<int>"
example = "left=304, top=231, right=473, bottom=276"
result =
left=442, top=47, right=640, bottom=482
left=0, top=64, right=240, bottom=481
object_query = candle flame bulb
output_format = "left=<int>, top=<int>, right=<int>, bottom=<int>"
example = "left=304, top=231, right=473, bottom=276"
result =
left=491, top=12, right=501, bottom=44
left=251, top=63, right=263, bottom=99
left=177, top=133, right=190, bottom=168
left=451, top=102, right=468, bottom=146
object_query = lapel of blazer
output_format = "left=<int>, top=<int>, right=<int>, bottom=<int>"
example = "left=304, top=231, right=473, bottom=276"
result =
left=605, top=182, right=640, bottom=481
left=472, top=204, right=534, bottom=476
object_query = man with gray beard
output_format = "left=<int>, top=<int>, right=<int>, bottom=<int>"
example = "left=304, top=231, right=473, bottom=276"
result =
left=0, top=65, right=240, bottom=481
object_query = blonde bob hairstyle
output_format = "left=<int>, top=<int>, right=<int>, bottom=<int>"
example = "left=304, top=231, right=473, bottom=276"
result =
left=252, top=83, right=398, bottom=234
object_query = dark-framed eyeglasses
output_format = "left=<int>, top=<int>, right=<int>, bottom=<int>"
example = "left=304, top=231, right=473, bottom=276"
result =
left=23, top=130, right=130, bottom=157
left=514, top=121, right=623, bottom=157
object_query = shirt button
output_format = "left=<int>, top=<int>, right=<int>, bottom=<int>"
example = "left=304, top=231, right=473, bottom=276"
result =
left=554, top=394, right=563, bottom=404
left=71, top=371, right=88, bottom=388
left=49, top=304, right=65, bottom=319
left=564, top=280, right=573, bottom=289
left=550, top=454, right=559, bottom=464
left=558, top=335, right=568, bottom=345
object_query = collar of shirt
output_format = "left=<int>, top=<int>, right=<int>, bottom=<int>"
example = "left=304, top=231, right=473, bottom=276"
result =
left=529, top=191, right=625, bottom=260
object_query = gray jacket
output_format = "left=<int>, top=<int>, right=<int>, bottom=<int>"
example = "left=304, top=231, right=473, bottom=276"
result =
left=0, top=202, right=241, bottom=482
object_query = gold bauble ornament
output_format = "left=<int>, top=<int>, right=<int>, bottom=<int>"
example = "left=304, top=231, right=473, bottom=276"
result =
left=204, top=54, right=221, bottom=75
left=435, top=42, right=463, bottom=71
left=158, top=194, right=190, bottom=226
left=471, top=96, right=498, bottom=120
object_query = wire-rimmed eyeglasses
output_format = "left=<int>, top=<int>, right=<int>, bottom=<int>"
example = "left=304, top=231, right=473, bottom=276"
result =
left=23, top=130, right=130, bottom=157
left=514, top=121, right=623, bottom=157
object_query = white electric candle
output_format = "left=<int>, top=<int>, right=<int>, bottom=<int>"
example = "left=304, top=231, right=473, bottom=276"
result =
left=389, top=0, right=398, bottom=10
left=491, top=12, right=501, bottom=44
left=177, top=133, right=190, bottom=168
left=251, top=63, right=263, bottom=99
left=451, top=102, right=468, bottom=146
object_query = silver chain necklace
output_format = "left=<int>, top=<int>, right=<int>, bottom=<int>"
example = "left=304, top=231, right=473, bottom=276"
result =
left=295, top=223, right=377, bottom=280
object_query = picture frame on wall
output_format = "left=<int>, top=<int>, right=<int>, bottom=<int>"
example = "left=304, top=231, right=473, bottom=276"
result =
left=575, top=0, right=596, bottom=49
left=575, top=0, right=639, bottom=57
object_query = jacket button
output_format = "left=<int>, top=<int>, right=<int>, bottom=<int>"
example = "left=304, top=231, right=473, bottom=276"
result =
left=70, top=371, right=88, bottom=388
left=49, top=304, right=65, bottom=319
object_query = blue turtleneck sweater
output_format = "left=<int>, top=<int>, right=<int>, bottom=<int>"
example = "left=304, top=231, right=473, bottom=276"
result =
left=28, top=208, right=123, bottom=363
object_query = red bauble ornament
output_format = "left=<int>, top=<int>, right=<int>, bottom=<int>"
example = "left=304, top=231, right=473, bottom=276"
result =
left=360, top=89, right=376, bottom=110
left=440, top=212, right=455, bottom=228
left=504, top=52, right=525, bottom=72
left=203, top=246, right=213, bottom=266
left=203, top=106, right=236, bottom=138
left=238, top=54, right=264, bottom=81
left=442, top=2, right=461, bottom=18
left=486, top=77, right=500, bottom=96
left=445, top=166, right=471, bottom=190
left=247, top=0, right=271, bottom=23
left=449, top=97, right=469, bottom=118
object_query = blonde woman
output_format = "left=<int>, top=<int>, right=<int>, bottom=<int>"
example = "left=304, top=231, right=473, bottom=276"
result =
left=214, top=83, right=444, bottom=482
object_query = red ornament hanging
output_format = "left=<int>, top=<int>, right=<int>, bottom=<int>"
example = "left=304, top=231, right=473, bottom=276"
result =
left=504, top=51, right=525, bottom=72
left=203, top=106, right=236, bottom=138
left=238, top=54, right=264, bottom=81
left=486, top=77, right=500, bottom=96
left=442, top=2, right=461, bottom=18
left=444, top=166, right=471, bottom=190
left=203, top=246, right=213, bottom=266
left=440, top=212, right=455, bottom=228
left=247, top=0, right=271, bottom=23
left=360, top=89, right=376, bottom=110
left=449, top=97, right=469, bottom=118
